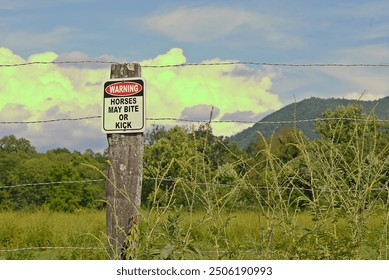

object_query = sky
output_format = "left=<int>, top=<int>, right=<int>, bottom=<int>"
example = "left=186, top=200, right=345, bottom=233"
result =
left=0, top=0, right=389, bottom=152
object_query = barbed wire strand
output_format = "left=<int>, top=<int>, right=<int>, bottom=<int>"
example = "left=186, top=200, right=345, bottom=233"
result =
left=0, top=246, right=104, bottom=253
left=0, top=61, right=116, bottom=67
left=0, top=115, right=101, bottom=124
left=0, top=246, right=255, bottom=255
left=143, top=176, right=388, bottom=193
left=1, top=176, right=386, bottom=193
left=147, top=117, right=389, bottom=124
left=1, top=116, right=388, bottom=125
left=1, top=60, right=389, bottom=68
left=0, top=179, right=104, bottom=190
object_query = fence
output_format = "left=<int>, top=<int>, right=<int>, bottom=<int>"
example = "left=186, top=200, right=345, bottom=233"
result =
left=2, top=60, right=389, bottom=68
left=1, top=60, right=388, bottom=259
left=1, top=116, right=388, bottom=125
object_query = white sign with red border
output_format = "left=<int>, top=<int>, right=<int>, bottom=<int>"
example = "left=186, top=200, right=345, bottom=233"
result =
left=102, top=78, right=145, bottom=133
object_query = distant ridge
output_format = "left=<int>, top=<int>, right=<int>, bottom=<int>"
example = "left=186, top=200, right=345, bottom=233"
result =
left=229, top=96, right=389, bottom=148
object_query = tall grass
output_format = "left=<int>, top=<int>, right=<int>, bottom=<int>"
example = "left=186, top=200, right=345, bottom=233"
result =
left=0, top=114, right=388, bottom=260
left=244, top=113, right=389, bottom=259
left=0, top=209, right=106, bottom=259
left=135, top=116, right=387, bottom=259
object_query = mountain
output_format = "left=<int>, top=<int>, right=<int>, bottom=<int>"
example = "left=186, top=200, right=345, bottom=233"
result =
left=229, top=96, right=389, bottom=148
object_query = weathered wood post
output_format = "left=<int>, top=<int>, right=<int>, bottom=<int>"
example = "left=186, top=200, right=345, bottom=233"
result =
left=105, top=63, right=143, bottom=259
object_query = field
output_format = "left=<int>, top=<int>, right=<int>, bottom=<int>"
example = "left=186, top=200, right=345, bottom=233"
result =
left=1, top=208, right=388, bottom=260
left=1, top=105, right=388, bottom=260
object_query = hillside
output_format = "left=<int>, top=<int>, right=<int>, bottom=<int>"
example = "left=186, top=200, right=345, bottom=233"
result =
left=229, top=96, right=389, bottom=148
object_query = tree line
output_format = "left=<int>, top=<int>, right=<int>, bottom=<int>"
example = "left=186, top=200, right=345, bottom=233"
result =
left=0, top=104, right=388, bottom=211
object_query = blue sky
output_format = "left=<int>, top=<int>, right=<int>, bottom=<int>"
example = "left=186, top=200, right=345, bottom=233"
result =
left=2, top=0, right=388, bottom=62
left=0, top=0, right=389, bottom=151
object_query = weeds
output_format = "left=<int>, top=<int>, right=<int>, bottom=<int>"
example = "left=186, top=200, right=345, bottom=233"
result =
left=0, top=106, right=388, bottom=260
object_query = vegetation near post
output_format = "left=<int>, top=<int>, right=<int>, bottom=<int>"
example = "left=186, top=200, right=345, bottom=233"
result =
left=0, top=99, right=388, bottom=260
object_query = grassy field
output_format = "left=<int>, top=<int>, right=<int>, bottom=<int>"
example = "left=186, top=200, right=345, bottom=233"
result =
left=0, top=209, right=106, bottom=260
left=1, top=106, right=387, bottom=260
left=0, top=208, right=388, bottom=260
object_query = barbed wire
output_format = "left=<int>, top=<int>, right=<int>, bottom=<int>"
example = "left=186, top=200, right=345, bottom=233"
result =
left=1, top=116, right=388, bottom=125
left=0, top=60, right=116, bottom=67
left=143, top=176, right=388, bottom=193
left=1, top=60, right=389, bottom=68
left=144, top=62, right=389, bottom=68
left=0, top=246, right=104, bottom=253
left=1, top=176, right=386, bottom=193
left=147, top=117, right=389, bottom=124
left=0, top=115, right=101, bottom=124
left=0, top=179, right=104, bottom=190
left=0, top=246, right=255, bottom=255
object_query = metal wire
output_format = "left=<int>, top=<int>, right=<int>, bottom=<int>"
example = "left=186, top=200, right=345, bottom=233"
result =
left=1, top=116, right=387, bottom=125
left=0, top=60, right=116, bottom=68
left=0, top=246, right=255, bottom=255
left=143, top=176, right=388, bottom=193
left=144, top=62, right=389, bottom=68
left=0, top=246, right=104, bottom=253
left=1, top=60, right=389, bottom=68
left=1, top=176, right=385, bottom=193
left=146, top=117, right=389, bottom=124
left=0, top=115, right=101, bottom=124
left=0, top=179, right=104, bottom=190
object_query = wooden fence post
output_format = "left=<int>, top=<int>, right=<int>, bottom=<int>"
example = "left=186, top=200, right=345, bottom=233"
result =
left=105, top=63, right=143, bottom=259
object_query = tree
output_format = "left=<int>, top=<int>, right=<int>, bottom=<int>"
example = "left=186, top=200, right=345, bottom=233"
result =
left=143, top=126, right=205, bottom=205
left=308, top=104, right=388, bottom=198
left=315, top=104, right=378, bottom=145
left=143, top=124, right=246, bottom=207
left=246, top=125, right=301, bottom=162
left=0, top=135, right=106, bottom=211
left=0, top=135, right=37, bottom=156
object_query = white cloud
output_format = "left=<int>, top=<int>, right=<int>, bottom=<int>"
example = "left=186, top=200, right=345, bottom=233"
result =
left=141, top=48, right=282, bottom=136
left=334, top=44, right=389, bottom=64
left=344, top=91, right=384, bottom=101
left=315, top=45, right=389, bottom=100
left=0, top=47, right=282, bottom=151
left=180, top=104, right=220, bottom=121
left=144, top=6, right=289, bottom=44
left=55, top=51, right=119, bottom=69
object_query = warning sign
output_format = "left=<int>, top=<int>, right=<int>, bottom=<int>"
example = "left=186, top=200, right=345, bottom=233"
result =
left=102, top=78, right=145, bottom=133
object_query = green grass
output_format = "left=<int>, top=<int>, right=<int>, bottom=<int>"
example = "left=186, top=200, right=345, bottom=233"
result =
left=0, top=209, right=107, bottom=260
left=1, top=208, right=388, bottom=260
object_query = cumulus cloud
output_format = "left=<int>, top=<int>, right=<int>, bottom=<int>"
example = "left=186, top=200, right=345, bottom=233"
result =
left=220, top=110, right=269, bottom=122
left=55, top=51, right=118, bottom=69
left=180, top=105, right=220, bottom=121
left=145, top=7, right=257, bottom=42
left=0, top=103, right=31, bottom=121
left=344, top=91, right=385, bottom=101
left=144, top=6, right=289, bottom=44
left=316, top=45, right=389, bottom=100
left=142, top=48, right=282, bottom=136
left=0, top=47, right=282, bottom=151
left=0, top=48, right=105, bottom=151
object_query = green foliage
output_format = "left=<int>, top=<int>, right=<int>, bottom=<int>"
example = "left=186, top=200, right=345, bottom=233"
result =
left=0, top=135, right=37, bottom=156
left=230, top=96, right=389, bottom=148
left=241, top=104, right=388, bottom=259
left=0, top=101, right=388, bottom=260
left=0, top=135, right=106, bottom=212
left=142, top=124, right=245, bottom=207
